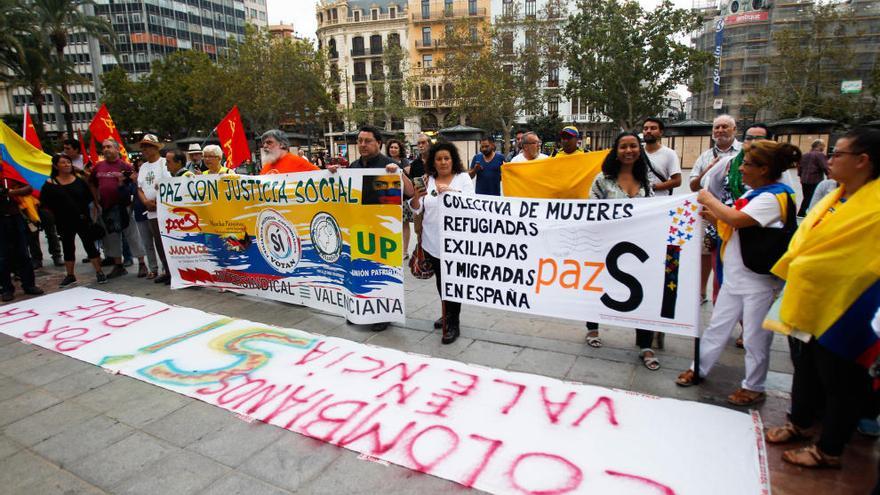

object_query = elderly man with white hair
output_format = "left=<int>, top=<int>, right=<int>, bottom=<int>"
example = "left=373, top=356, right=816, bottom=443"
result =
left=510, top=131, right=549, bottom=162
left=258, top=129, right=318, bottom=175
left=689, top=114, right=741, bottom=304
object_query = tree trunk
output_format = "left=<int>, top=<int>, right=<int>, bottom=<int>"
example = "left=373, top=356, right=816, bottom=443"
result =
left=30, top=86, right=47, bottom=144
left=55, top=45, right=74, bottom=136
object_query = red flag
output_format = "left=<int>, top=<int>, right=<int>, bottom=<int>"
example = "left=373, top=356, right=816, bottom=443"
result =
left=88, top=134, right=99, bottom=166
left=76, top=131, right=88, bottom=162
left=216, top=106, right=251, bottom=168
left=22, top=109, right=42, bottom=150
left=88, top=104, right=128, bottom=162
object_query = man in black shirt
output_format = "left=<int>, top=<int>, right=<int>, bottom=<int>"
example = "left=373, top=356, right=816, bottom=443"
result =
left=0, top=174, right=44, bottom=301
left=329, top=125, right=414, bottom=332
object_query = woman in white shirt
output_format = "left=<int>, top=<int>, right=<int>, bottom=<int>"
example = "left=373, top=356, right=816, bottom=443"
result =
left=677, top=140, right=802, bottom=407
left=409, top=142, right=475, bottom=344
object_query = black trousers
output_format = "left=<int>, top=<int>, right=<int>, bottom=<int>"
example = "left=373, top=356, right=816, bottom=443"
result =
left=789, top=337, right=870, bottom=456
left=59, top=222, right=100, bottom=262
left=27, top=207, right=61, bottom=260
left=586, top=321, right=654, bottom=348
left=798, top=182, right=819, bottom=216
left=0, top=214, right=36, bottom=291
left=424, top=251, right=460, bottom=325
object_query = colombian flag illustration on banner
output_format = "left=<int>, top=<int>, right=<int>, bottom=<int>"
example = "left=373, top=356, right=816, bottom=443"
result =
left=216, top=105, right=251, bottom=169
left=88, top=104, right=129, bottom=162
left=765, top=179, right=880, bottom=368
left=0, top=120, right=51, bottom=198
left=22, top=109, right=42, bottom=151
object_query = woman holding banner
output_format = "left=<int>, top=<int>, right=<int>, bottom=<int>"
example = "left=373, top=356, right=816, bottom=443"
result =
left=676, top=140, right=801, bottom=408
left=764, top=128, right=880, bottom=468
left=409, top=142, right=474, bottom=345
left=587, top=131, right=661, bottom=370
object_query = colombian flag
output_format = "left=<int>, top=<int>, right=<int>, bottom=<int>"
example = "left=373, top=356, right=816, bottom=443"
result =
left=0, top=120, right=51, bottom=198
left=501, top=150, right=608, bottom=199
left=765, top=179, right=880, bottom=368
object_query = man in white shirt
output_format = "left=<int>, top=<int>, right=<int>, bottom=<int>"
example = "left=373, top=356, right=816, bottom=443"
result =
left=510, top=132, right=549, bottom=162
left=62, top=138, right=86, bottom=172
left=642, top=117, right=681, bottom=195
left=136, top=134, right=171, bottom=285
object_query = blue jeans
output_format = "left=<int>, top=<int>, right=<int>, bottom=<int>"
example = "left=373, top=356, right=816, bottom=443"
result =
left=0, top=214, right=36, bottom=291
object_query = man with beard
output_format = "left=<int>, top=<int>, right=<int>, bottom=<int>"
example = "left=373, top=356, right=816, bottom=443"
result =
left=468, top=136, right=505, bottom=196
left=642, top=117, right=681, bottom=196
left=258, top=129, right=319, bottom=175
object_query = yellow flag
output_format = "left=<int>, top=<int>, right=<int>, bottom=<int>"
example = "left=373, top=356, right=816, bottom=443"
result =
left=502, top=150, right=608, bottom=199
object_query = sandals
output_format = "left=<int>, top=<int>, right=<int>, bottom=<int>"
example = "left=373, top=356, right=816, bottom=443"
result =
left=137, top=265, right=148, bottom=278
left=676, top=369, right=697, bottom=387
left=727, top=388, right=766, bottom=406
left=586, top=331, right=602, bottom=348
left=781, top=444, right=841, bottom=469
left=146, top=271, right=157, bottom=280
left=766, top=422, right=811, bottom=444
left=639, top=349, right=660, bottom=371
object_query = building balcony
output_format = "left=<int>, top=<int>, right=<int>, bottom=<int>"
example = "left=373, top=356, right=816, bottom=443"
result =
left=350, top=47, right=383, bottom=58
left=414, top=39, right=437, bottom=50
left=352, top=73, right=367, bottom=82
left=370, top=73, right=385, bottom=81
left=412, top=7, right=487, bottom=23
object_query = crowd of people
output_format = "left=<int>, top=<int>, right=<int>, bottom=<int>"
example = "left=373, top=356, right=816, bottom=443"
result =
left=1, top=118, right=877, bottom=473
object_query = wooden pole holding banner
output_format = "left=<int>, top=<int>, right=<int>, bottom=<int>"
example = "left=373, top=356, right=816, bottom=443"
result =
left=693, top=336, right=702, bottom=385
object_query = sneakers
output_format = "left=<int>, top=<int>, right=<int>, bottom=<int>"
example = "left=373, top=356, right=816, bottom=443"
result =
left=59, top=275, right=77, bottom=287
left=96, top=272, right=108, bottom=284
left=22, top=286, right=44, bottom=296
left=107, top=265, right=128, bottom=279
left=858, top=418, right=880, bottom=437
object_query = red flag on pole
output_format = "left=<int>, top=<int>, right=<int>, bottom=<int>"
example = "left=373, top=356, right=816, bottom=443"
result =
left=88, top=104, right=129, bottom=162
left=216, top=106, right=251, bottom=169
left=88, top=134, right=100, bottom=166
left=22, top=109, right=42, bottom=150
left=76, top=131, right=88, bottom=162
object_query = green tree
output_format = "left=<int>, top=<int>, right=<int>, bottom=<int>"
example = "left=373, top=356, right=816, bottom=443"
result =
left=563, top=0, right=708, bottom=130
left=32, top=0, right=114, bottom=136
left=746, top=3, right=860, bottom=123
left=98, top=66, right=144, bottom=133
left=0, top=30, right=55, bottom=141
left=437, top=0, right=563, bottom=152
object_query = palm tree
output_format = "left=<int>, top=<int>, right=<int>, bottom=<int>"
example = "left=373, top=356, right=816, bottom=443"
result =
left=31, top=0, right=113, bottom=135
left=0, top=30, right=54, bottom=141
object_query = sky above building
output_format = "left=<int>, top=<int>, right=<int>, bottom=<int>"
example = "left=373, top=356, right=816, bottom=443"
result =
left=269, top=0, right=698, bottom=40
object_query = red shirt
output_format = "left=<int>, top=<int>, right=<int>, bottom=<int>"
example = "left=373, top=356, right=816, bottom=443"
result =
left=259, top=153, right=319, bottom=175
left=91, top=158, right=133, bottom=209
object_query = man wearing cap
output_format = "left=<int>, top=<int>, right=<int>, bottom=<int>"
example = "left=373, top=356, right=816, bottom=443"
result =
left=555, top=126, right=583, bottom=157
left=186, top=143, right=205, bottom=173
left=468, top=136, right=505, bottom=196
left=259, top=129, right=319, bottom=175
left=136, top=134, right=172, bottom=284
left=642, top=117, right=681, bottom=196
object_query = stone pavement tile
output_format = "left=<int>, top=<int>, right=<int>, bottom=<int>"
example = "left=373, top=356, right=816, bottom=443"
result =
left=0, top=434, right=21, bottom=461
left=0, top=374, right=34, bottom=402
left=297, top=450, right=475, bottom=494
left=0, top=450, right=68, bottom=493
left=31, top=415, right=135, bottom=466
left=40, top=366, right=112, bottom=401
left=366, top=326, right=430, bottom=353
left=408, top=332, right=473, bottom=360
left=768, top=349, right=794, bottom=374
left=16, top=464, right=105, bottom=494
left=200, top=472, right=292, bottom=495
left=66, top=431, right=178, bottom=489
left=0, top=333, right=18, bottom=346
left=238, top=433, right=343, bottom=492
left=10, top=354, right=92, bottom=387
left=3, top=401, right=98, bottom=447
left=0, top=347, right=65, bottom=376
left=0, top=340, right=33, bottom=361
left=142, top=400, right=239, bottom=447
left=565, top=356, right=635, bottom=389
left=490, top=316, right=585, bottom=344
left=102, top=385, right=191, bottom=428
left=456, top=340, right=522, bottom=369
left=630, top=366, right=702, bottom=401
left=506, top=348, right=577, bottom=379
left=71, top=375, right=164, bottom=412
left=0, top=388, right=61, bottom=427
left=188, top=419, right=284, bottom=467
left=112, top=448, right=230, bottom=495
left=764, top=371, right=793, bottom=394
left=318, top=321, right=378, bottom=343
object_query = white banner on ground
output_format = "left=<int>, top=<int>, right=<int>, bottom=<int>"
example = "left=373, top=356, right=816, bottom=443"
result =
left=0, top=288, right=769, bottom=495
left=441, top=193, right=703, bottom=336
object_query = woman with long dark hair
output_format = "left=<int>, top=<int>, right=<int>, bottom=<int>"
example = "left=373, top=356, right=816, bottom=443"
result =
left=408, top=142, right=474, bottom=344
left=586, top=131, right=660, bottom=370
left=40, top=154, right=106, bottom=286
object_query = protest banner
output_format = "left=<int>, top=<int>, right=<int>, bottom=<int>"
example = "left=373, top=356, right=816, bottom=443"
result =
left=0, top=288, right=770, bottom=495
left=157, top=169, right=404, bottom=324
left=441, top=192, right=702, bottom=336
